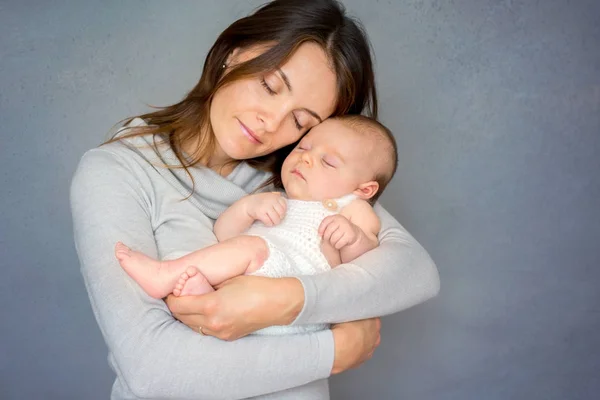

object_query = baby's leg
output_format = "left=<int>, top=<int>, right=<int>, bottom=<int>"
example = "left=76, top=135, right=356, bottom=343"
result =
left=115, top=236, right=268, bottom=298
left=116, top=242, right=193, bottom=299
left=173, top=235, right=269, bottom=296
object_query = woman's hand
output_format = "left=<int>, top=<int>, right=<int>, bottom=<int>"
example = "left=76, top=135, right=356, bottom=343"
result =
left=165, top=275, right=304, bottom=341
left=330, top=317, right=381, bottom=375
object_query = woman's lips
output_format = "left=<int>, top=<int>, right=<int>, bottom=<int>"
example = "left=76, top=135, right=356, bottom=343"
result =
left=238, top=119, right=261, bottom=144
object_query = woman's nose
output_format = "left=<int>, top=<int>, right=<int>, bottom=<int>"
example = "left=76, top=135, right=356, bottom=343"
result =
left=259, top=101, right=290, bottom=132
left=261, top=114, right=282, bottom=132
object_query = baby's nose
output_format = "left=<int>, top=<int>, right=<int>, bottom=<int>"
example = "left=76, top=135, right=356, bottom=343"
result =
left=301, top=153, right=313, bottom=167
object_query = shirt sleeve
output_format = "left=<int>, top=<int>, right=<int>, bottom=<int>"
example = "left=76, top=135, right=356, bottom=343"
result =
left=293, top=202, right=440, bottom=325
left=70, top=149, right=334, bottom=399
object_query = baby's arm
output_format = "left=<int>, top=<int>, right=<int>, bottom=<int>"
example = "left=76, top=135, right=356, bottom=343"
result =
left=213, top=197, right=256, bottom=241
left=214, top=192, right=287, bottom=241
left=319, top=200, right=380, bottom=265
left=340, top=201, right=380, bottom=263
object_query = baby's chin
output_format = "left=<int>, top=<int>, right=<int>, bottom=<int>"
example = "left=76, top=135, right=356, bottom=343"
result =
left=285, top=188, right=338, bottom=202
left=283, top=189, right=312, bottom=201
left=282, top=185, right=314, bottom=201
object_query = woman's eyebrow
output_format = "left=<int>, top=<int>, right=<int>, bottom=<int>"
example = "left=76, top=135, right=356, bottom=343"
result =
left=277, top=68, right=293, bottom=92
left=277, top=68, right=323, bottom=122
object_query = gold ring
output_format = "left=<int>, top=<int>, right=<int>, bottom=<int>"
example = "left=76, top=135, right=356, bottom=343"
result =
left=198, top=326, right=205, bottom=335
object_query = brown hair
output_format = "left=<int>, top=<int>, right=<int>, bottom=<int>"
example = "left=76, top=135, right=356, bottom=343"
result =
left=107, top=0, right=378, bottom=191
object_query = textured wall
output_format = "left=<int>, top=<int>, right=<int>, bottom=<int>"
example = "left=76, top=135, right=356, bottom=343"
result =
left=1, top=1, right=598, bottom=399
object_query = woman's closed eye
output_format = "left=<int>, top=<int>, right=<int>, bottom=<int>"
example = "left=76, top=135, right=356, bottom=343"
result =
left=260, top=77, right=276, bottom=95
left=261, top=77, right=304, bottom=131
left=292, top=113, right=303, bottom=130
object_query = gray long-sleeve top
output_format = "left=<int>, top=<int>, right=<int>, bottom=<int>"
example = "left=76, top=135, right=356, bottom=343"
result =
left=70, top=120, right=440, bottom=399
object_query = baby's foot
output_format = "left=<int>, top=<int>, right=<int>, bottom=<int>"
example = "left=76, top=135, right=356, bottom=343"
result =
left=115, top=242, right=179, bottom=299
left=173, top=266, right=215, bottom=296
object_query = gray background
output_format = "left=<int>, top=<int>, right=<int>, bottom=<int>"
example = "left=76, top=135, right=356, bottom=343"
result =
left=1, top=0, right=598, bottom=399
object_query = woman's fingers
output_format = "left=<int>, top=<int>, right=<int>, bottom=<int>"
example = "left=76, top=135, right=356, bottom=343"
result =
left=165, top=293, right=211, bottom=315
left=330, top=317, right=382, bottom=375
left=168, top=300, right=225, bottom=339
left=175, top=312, right=207, bottom=328
left=170, top=308, right=210, bottom=331
left=169, top=276, right=303, bottom=341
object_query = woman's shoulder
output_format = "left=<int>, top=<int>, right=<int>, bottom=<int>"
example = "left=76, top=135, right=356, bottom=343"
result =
left=77, top=118, right=167, bottom=172
left=73, top=119, right=164, bottom=190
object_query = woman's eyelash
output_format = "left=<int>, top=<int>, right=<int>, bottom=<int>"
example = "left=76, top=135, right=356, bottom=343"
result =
left=293, top=115, right=303, bottom=130
left=260, top=78, right=276, bottom=95
left=261, top=77, right=302, bottom=130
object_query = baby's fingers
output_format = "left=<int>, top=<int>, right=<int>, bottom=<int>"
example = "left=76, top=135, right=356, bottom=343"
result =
left=273, top=201, right=286, bottom=219
left=258, top=210, right=275, bottom=226
left=322, top=222, right=340, bottom=243
left=318, top=215, right=336, bottom=236
left=266, top=208, right=282, bottom=225
left=330, top=229, right=345, bottom=248
left=334, top=233, right=350, bottom=250
left=278, top=196, right=287, bottom=212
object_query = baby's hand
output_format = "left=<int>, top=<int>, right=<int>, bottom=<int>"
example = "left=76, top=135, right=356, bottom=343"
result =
left=319, top=215, right=361, bottom=250
left=245, top=192, right=287, bottom=226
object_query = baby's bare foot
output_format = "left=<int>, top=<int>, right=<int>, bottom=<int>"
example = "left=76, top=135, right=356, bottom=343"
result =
left=115, top=242, right=181, bottom=299
left=173, top=267, right=215, bottom=296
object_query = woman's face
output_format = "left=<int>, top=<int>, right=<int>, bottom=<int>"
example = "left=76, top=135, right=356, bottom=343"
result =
left=209, top=42, right=338, bottom=165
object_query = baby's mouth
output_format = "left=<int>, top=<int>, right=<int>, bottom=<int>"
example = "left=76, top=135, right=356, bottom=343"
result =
left=291, top=168, right=305, bottom=181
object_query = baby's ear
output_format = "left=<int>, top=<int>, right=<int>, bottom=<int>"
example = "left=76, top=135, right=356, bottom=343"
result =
left=353, top=181, right=379, bottom=200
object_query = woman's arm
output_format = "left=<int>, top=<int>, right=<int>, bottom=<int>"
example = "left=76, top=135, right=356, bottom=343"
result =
left=293, top=203, right=440, bottom=325
left=167, top=204, right=438, bottom=340
left=70, top=149, right=335, bottom=399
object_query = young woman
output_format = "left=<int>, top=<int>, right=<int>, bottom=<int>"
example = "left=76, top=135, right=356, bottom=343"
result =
left=70, top=0, right=439, bottom=398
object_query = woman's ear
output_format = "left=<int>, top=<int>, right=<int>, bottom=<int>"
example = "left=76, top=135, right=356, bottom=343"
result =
left=353, top=181, right=379, bottom=200
left=225, top=48, right=241, bottom=67
left=227, top=43, right=273, bottom=68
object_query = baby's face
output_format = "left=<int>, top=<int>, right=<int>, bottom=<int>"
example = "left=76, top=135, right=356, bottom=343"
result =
left=281, top=119, right=378, bottom=201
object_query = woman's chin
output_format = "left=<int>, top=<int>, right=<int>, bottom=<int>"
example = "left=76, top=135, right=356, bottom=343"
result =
left=223, top=145, right=262, bottom=161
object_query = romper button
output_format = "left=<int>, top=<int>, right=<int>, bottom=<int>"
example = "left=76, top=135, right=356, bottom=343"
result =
left=322, top=199, right=338, bottom=211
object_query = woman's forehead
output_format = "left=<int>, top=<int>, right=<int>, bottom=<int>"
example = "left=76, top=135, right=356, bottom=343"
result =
left=280, top=43, right=337, bottom=118
left=306, top=121, right=372, bottom=155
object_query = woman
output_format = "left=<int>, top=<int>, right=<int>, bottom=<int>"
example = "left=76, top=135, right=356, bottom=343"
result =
left=70, top=0, right=439, bottom=398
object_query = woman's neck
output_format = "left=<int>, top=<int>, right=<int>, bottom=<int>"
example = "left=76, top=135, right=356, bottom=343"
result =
left=181, top=131, right=239, bottom=177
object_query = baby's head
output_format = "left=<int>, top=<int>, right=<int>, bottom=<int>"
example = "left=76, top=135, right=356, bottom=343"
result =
left=281, top=115, right=398, bottom=203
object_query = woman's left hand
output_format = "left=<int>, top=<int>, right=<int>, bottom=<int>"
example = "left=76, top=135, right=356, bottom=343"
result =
left=165, top=275, right=305, bottom=341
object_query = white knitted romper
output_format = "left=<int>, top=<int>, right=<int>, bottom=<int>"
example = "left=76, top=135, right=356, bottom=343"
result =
left=246, top=193, right=357, bottom=336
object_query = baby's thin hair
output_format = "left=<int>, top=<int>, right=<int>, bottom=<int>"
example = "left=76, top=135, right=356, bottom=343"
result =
left=333, top=115, right=398, bottom=204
